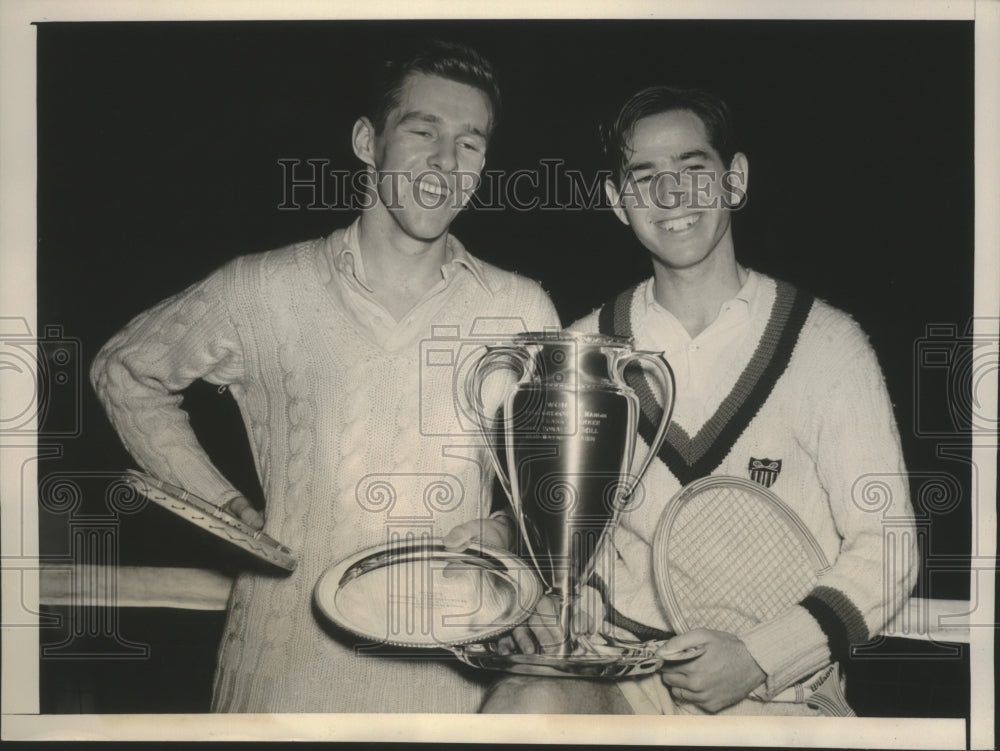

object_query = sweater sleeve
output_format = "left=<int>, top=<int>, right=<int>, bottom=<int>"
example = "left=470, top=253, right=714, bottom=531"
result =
left=739, top=316, right=919, bottom=698
left=89, top=260, right=248, bottom=507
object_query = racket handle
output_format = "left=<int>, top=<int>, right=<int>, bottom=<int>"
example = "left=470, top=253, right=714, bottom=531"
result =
left=803, top=663, right=856, bottom=717
left=766, top=663, right=855, bottom=716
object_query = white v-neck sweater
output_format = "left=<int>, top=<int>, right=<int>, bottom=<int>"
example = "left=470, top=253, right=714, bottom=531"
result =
left=573, top=273, right=918, bottom=706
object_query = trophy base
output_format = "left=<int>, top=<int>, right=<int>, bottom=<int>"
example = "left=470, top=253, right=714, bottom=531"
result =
left=454, top=637, right=663, bottom=679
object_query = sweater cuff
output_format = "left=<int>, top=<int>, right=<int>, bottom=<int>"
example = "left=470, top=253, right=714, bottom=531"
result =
left=738, top=606, right=831, bottom=699
left=212, top=488, right=247, bottom=510
left=799, top=585, right=870, bottom=663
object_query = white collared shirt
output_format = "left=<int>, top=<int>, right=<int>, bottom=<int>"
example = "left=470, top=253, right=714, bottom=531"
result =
left=637, top=270, right=763, bottom=429
left=320, top=218, right=492, bottom=350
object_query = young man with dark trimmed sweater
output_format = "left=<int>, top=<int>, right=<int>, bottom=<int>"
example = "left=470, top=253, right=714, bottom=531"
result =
left=477, top=85, right=918, bottom=715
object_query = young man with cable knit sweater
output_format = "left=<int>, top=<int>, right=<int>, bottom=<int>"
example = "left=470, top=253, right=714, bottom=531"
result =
left=474, top=85, right=918, bottom=715
left=90, top=41, right=559, bottom=713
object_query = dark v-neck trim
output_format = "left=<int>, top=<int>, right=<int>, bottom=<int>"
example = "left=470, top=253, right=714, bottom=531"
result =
left=598, top=278, right=814, bottom=486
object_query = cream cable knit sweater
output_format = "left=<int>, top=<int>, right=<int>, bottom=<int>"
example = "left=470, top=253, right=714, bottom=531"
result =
left=572, top=273, right=919, bottom=710
left=91, top=229, right=560, bottom=712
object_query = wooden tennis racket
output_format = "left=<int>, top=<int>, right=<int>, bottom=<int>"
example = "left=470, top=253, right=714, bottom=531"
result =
left=651, top=475, right=855, bottom=716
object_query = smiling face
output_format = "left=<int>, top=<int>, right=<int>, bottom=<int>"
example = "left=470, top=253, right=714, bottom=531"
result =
left=606, top=109, right=748, bottom=274
left=353, top=72, right=491, bottom=245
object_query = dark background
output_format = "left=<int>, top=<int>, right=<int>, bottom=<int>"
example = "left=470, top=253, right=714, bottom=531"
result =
left=34, top=20, right=975, bottom=716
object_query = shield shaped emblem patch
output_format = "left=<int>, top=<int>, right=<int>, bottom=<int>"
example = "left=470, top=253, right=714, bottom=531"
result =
left=748, top=458, right=782, bottom=488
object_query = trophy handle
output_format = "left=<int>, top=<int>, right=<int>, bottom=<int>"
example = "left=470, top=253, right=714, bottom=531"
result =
left=465, top=346, right=531, bottom=498
left=614, top=351, right=675, bottom=499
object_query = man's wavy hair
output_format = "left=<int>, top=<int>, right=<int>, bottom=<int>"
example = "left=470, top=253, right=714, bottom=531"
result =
left=601, top=85, right=737, bottom=186
left=367, top=40, right=501, bottom=137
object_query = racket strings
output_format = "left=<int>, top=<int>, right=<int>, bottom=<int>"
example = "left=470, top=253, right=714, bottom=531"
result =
left=663, top=487, right=818, bottom=634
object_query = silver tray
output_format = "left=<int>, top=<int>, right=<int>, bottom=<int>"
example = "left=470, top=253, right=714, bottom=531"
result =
left=314, top=539, right=542, bottom=648
left=454, top=637, right=667, bottom=678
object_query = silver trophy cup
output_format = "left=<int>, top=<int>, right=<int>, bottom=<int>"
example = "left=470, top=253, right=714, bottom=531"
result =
left=462, top=331, right=675, bottom=677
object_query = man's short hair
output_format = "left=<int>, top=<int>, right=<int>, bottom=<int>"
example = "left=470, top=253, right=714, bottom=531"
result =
left=601, top=85, right=736, bottom=185
left=367, top=40, right=501, bottom=136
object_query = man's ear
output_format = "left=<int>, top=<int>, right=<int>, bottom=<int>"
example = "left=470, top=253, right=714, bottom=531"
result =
left=352, top=117, right=377, bottom=168
left=605, top=177, right=630, bottom=226
left=726, top=152, right=749, bottom=209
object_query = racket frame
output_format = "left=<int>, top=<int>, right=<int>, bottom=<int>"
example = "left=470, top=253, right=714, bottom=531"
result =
left=651, top=475, right=855, bottom=717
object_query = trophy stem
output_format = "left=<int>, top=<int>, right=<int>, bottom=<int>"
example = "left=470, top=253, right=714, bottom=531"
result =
left=556, top=589, right=575, bottom=659
left=552, top=586, right=601, bottom=659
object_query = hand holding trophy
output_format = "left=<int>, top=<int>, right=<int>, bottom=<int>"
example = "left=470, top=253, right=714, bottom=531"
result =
left=314, top=331, right=674, bottom=679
